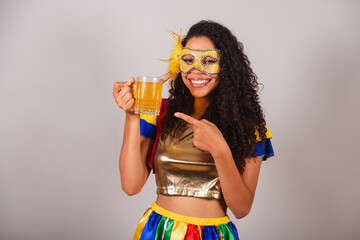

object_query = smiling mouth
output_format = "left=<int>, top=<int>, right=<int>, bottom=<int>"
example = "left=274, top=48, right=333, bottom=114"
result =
left=188, top=78, right=211, bottom=88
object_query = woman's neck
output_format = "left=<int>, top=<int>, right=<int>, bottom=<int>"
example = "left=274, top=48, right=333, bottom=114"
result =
left=192, top=97, right=210, bottom=120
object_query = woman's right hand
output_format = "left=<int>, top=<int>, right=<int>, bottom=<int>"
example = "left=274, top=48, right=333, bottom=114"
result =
left=113, top=77, right=136, bottom=114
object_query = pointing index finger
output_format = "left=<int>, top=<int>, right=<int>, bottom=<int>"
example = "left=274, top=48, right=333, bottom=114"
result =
left=174, top=112, right=198, bottom=125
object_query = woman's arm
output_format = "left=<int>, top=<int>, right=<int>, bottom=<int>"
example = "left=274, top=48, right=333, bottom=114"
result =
left=212, top=146, right=263, bottom=219
left=113, top=79, right=152, bottom=196
left=119, top=114, right=152, bottom=195
left=174, top=112, right=263, bottom=218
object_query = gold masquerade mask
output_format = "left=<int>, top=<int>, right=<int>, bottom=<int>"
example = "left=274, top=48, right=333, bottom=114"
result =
left=161, top=29, right=221, bottom=88
left=179, top=47, right=221, bottom=75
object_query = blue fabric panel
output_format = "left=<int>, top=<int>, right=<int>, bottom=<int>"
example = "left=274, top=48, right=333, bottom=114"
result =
left=251, top=138, right=274, bottom=160
left=140, top=118, right=157, bottom=140
left=202, top=225, right=220, bottom=240
left=139, top=211, right=162, bottom=240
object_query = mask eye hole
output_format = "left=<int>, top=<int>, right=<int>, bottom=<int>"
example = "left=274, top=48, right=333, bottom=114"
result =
left=202, top=56, right=218, bottom=65
left=181, top=55, right=194, bottom=65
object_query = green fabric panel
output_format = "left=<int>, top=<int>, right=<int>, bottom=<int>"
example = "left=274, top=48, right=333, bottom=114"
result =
left=218, top=224, right=236, bottom=240
left=154, top=216, right=167, bottom=239
left=163, top=218, right=174, bottom=240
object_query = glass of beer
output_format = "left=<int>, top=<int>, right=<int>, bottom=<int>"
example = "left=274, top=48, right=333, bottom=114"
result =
left=133, top=76, right=163, bottom=115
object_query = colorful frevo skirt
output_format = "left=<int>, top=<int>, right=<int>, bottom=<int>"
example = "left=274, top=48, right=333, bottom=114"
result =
left=133, top=202, right=239, bottom=240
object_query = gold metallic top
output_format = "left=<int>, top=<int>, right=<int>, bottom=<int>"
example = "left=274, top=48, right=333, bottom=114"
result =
left=154, top=124, right=222, bottom=199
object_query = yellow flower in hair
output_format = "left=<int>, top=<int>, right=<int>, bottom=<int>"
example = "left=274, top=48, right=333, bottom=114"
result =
left=160, top=29, right=182, bottom=87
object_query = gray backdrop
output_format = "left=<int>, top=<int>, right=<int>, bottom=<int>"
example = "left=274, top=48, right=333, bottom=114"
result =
left=1, top=0, right=359, bottom=239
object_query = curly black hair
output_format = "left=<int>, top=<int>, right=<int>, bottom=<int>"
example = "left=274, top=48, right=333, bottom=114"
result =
left=161, top=20, right=268, bottom=173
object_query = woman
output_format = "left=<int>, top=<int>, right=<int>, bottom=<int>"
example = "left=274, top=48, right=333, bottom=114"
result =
left=113, top=20, right=274, bottom=239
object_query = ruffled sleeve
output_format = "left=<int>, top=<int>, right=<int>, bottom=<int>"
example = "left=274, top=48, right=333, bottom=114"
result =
left=140, top=114, right=158, bottom=140
left=251, top=126, right=274, bottom=160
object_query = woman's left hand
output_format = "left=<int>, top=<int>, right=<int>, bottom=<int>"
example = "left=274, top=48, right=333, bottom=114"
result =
left=174, top=112, right=229, bottom=157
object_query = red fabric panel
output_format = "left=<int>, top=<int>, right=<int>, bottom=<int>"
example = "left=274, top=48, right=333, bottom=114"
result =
left=184, top=224, right=201, bottom=240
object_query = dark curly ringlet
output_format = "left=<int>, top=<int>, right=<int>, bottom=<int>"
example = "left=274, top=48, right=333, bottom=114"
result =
left=161, top=20, right=268, bottom=173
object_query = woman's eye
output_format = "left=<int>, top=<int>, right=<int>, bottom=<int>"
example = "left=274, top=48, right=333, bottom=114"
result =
left=203, top=57, right=217, bottom=65
left=204, top=60, right=216, bottom=64
left=181, top=56, right=194, bottom=64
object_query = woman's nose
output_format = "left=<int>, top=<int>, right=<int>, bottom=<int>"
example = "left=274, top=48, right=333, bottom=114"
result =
left=188, top=67, right=202, bottom=74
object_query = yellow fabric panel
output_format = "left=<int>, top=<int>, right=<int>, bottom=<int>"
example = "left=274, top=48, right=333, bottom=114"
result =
left=140, top=114, right=157, bottom=126
left=132, top=209, right=153, bottom=240
left=169, top=221, right=187, bottom=240
left=151, top=202, right=230, bottom=226
left=255, top=125, right=272, bottom=142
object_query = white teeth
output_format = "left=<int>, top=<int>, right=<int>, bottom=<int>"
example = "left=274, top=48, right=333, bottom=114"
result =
left=190, top=80, right=208, bottom=84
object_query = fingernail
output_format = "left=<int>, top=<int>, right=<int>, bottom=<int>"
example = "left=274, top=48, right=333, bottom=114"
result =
left=174, top=112, right=179, bottom=117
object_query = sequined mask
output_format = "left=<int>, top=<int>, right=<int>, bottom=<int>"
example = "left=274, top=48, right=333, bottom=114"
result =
left=179, top=47, right=221, bottom=75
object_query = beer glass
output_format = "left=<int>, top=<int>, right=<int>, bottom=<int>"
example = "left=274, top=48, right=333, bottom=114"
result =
left=133, top=77, right=163, bottom=115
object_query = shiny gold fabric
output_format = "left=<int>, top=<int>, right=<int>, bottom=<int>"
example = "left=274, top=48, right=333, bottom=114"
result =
left=154, top=124, right=222, bottom=199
